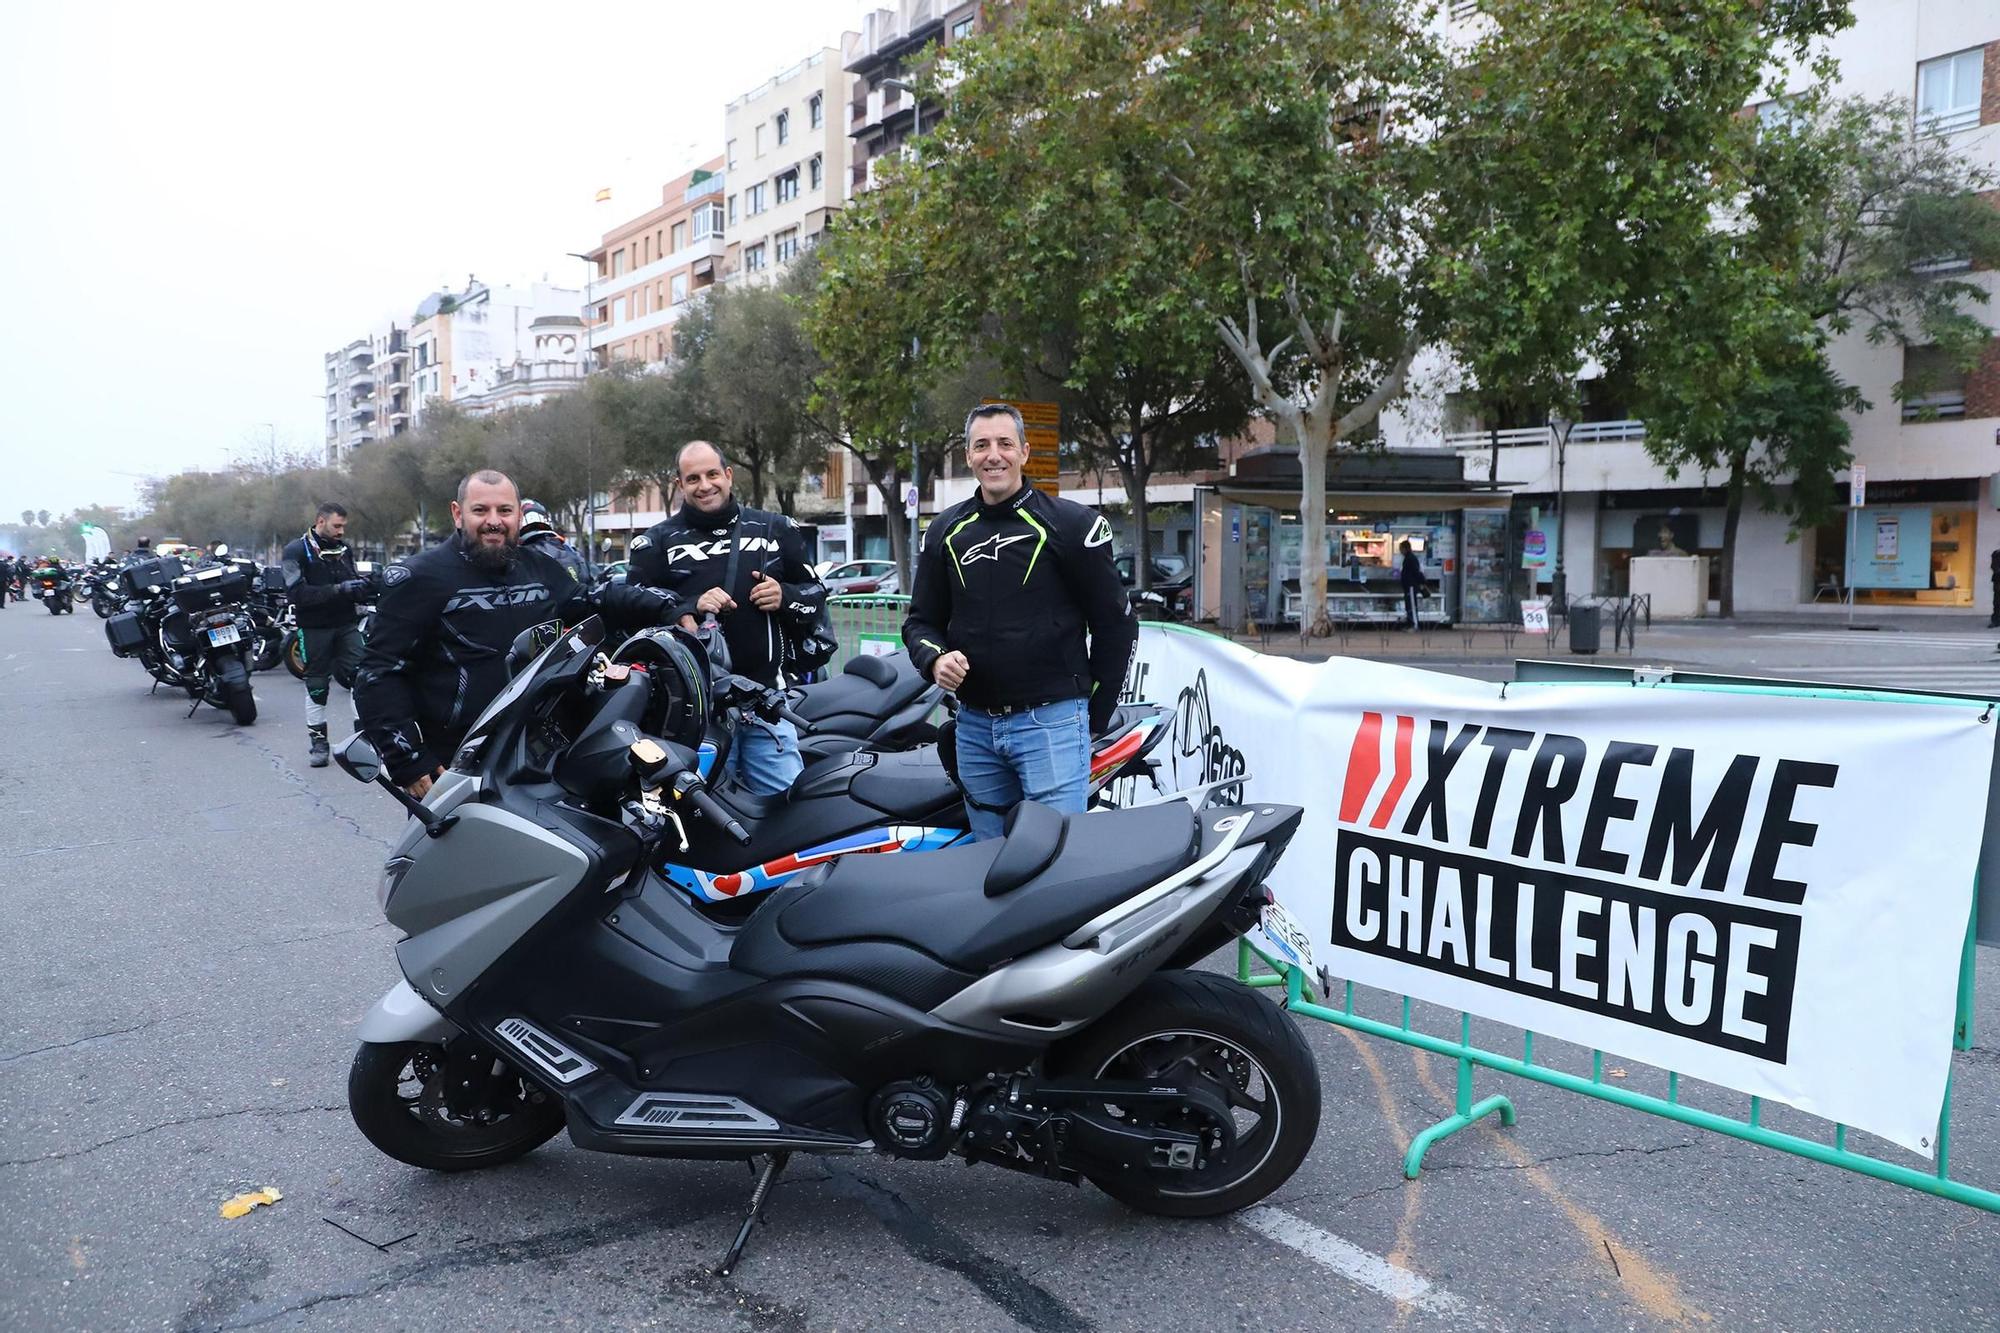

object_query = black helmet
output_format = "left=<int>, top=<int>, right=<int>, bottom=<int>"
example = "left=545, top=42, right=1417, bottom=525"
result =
left=612, top=626, right=711, bottom=750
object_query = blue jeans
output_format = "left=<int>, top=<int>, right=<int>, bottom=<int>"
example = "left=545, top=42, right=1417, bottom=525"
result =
left=729, top=717, right=802, bottom=796
left=955, top=698, right=1090, bottom=842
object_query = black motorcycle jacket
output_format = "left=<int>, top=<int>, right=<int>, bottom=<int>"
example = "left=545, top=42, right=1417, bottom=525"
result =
left=627, top=500, right=826, bottom=689
left=281, top=530, right=362, bottom=629
left=355, top=534, right=680, bottom=784
left=902, top=483, right=1135, bottom=733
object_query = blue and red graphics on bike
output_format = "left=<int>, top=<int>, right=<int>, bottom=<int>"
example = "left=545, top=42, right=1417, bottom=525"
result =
left=659, top=824, right=970, bottom=903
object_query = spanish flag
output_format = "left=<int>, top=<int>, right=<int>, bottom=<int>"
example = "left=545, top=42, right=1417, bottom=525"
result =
left=594, top=187, right=612, bottom=203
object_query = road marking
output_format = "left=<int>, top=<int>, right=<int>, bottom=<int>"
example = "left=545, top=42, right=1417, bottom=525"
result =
left=1750, top=632, right=1994, bottom=651
left=1237, top=1205, right=1466, bottom=1316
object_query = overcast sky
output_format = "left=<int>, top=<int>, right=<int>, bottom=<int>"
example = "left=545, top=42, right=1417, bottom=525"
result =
left=0, top=0, right=854, bottom=520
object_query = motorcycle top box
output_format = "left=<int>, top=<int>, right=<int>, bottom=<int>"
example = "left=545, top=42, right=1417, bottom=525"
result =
left=171, top=566, right=251, bottom=616
left=104, top=610, right=146, bottom=657
left=121, top=555, right=185, bottom=598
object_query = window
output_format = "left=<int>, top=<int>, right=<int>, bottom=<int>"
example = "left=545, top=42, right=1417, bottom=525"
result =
left=1917, top=48, right=1983, bottom=135
left=746, top=182, right=767, bottom=215
left=775, top=228, right=799, bottom=263
left=776, top=169, right=799, bottom=203
left=754, top=124, right=764, bottom=156
left=726, top=138, right=737, bottom=169
left=1902, top=345, right=1969, bottom=419
left=809, top=92, right=823, bottom=129
left=671, top=272, right=689, bottom=304
left=809, top=154, right=823, bottom=190
left=727, top=194, right=738, bottom=225
left=744, top=243, right=767, bottom=273
left=611, top=250, right=626, bottom=277
left=776, top=110, right=790, bottom=145
left=694, top=202, right=723, bottom=240
left=952, top=17, right=974, bottom=39
left=671, top=221, right=687, bottom=251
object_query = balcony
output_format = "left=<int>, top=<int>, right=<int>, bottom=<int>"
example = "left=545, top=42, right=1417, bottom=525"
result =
left=347, top=366, right=374, bottom=390
left=1443, top=419, right=1647, bottom=449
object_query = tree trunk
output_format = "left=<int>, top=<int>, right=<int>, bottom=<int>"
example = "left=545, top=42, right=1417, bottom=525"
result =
left=1719, top=445, right=1748, bottom=620
left=1118, top=449, right=1151, bottom=592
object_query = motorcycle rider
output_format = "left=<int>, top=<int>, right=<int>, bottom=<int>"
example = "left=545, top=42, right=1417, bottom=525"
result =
left=282, top=502, right=370, bottom=768
left=519, top=500, right=586, bottom=583
left=356, top=469, right=681, bottom=799
left=628, top=441, right=827, bottom=796
left=902, top=402, right=1136, bottom=840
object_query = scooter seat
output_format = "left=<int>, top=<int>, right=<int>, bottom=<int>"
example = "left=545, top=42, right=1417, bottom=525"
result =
left=735, top=802, right=1199, bottom=975
left=792, top=654, right=928, bottom=726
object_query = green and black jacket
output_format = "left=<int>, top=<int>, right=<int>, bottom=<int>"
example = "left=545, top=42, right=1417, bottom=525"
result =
left=902, top=482, right=1136, bottom=732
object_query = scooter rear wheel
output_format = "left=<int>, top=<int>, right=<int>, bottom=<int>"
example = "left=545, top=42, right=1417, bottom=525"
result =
left=349, top=1041, right=564, bottom=1172
left=1052, top=969, right=1320, bottom=1218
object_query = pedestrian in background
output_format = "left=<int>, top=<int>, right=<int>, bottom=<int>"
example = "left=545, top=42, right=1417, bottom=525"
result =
left=1987, top=549, right=1999, bottom=629
left=1398, top=539, right=1429, bottom=630
left=902, top=402, right=1135, bottom=840
left=283, top=502, right=369, bottom=767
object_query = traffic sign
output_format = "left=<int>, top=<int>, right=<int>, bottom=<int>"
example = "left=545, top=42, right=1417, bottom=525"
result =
left=1851, top=463, right=1866, bottom=509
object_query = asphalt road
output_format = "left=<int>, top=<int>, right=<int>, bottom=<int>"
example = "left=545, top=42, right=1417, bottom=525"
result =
left=4, top=607, right=1998, bottom=1332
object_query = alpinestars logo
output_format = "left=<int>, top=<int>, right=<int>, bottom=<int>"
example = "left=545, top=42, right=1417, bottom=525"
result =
left=442, top=584, right=551, bottom=614
left=1085, top=516, right=1114, bottom=548
left=961, top=532, right=1034, bottom=564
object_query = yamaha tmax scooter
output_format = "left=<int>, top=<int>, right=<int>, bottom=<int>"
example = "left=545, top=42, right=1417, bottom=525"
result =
left=336, top=619, right=1317, bottom=1270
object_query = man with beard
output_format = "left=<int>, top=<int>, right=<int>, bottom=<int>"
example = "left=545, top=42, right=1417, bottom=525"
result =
left=356, top=469, right=681, bottom=798
left=282, top=501, right=369, bottom=767
left=629, top=441, right=825, bottom=795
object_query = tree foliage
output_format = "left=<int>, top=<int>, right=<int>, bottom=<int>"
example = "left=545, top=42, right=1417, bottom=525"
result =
left=1633, top=92, right=2000, bottom=614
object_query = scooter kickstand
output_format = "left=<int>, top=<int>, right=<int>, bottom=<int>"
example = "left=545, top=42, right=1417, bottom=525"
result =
left=715, top=1151, right=790, bottom=1277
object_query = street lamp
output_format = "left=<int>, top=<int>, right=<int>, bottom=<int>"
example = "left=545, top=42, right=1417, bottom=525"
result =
left=565, top=251, right=601, bottom=575
left=882, top=77, right=925, bottom=586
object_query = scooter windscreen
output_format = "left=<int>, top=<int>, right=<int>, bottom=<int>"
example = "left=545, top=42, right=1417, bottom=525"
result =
left=453, top=616, right=607, bottom=762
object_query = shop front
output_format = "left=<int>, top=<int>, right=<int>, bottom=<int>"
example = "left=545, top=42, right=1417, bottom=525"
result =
left=1814, top=479, right=1983, bottom=608
left=1195, top=449, right=1513, bottom=627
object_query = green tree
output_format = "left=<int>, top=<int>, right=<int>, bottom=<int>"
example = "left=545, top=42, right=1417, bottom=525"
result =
left=885, top=12, right=1254, bottom=586
left=1633, top=92, right=2000, bottom=615
left=988, top=0, right=1850, bottom=632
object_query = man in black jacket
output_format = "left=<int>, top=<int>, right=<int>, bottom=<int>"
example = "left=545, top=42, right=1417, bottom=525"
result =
left=355, top=470, right=680, bottom=798
left=902, top=403, right=1136, bottom=840
left=282, top=502, right=370, bottom=767
left=629, top=441, right=826, bottom=795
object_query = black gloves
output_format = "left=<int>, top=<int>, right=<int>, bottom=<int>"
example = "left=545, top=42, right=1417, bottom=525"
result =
left=337, top=579, right=370, bottom=598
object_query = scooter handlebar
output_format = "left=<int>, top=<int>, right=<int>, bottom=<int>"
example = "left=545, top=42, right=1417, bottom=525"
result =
left=681, top=779, right=752, bottom=846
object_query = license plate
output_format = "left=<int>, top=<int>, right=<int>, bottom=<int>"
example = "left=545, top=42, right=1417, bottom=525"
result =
left=1260, top=899, right=1315, bottom=977
left=207, top=624, right=242, bottom=647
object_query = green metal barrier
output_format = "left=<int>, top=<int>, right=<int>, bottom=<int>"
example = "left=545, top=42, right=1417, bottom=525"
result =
left=1238, top=921, right=1995, bottom=1211
left=823, top=593, right=913, bottom=675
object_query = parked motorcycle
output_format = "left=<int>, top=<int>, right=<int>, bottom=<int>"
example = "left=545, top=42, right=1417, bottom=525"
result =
left=81, top=564, right=122, bottom=618
left=785, top=652, right=945, bottom=763
left=334, top=618, right=1316, bottom=1271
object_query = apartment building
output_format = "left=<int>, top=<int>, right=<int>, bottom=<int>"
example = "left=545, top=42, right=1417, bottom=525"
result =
left=844, top=2, right=981, bottom=197
left=405, top=279, right=586, bottom=428
left=1350, top=3, right=2000, bottom=619
left=584, top=160, right=728, bottom=368
left=323, top=321, right=412, bottom=465
left=723, top=48, right=853, bottom=284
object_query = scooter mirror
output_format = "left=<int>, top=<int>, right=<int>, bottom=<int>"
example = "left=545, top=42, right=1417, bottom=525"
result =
left=335, top=734, right=384, bottom=784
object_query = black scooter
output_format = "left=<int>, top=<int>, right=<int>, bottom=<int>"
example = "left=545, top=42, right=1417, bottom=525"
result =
left=335, top=619, right=1317, bottom=1274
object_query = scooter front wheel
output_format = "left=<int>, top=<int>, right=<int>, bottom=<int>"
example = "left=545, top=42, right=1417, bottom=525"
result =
left=349, top=1041, right=564, bottom=1172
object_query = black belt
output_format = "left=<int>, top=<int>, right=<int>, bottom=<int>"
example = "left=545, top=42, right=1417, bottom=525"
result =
left=966, top=697, right=1074, bottom=717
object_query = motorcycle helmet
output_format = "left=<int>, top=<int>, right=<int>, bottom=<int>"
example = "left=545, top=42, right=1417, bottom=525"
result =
left=519, top=500, right=557, bottom=539
left=611, top=626, right=711, bottom=750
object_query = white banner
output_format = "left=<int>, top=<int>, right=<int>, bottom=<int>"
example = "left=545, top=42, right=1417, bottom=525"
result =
left=1125, top=626, right=1993, bottom=1156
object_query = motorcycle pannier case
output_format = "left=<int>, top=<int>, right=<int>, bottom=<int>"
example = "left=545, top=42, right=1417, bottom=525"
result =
left=105, top=610, right=146, bottom=658
left=171, top=567, right=250, bottom=616
left=120, top=556, right=185, bottom=598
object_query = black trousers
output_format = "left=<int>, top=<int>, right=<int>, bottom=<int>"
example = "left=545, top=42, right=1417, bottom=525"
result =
left=1403, top=584, right=1422, bottom=629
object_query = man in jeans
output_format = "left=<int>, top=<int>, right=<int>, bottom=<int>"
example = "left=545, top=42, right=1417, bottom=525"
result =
left=282, top=502, right=370, bottom=767
left=903, top=403, right=1136, bottom=840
